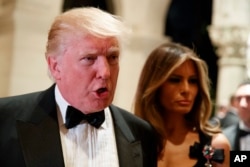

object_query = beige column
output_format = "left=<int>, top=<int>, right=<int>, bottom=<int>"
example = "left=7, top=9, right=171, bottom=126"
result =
left=112, top=0, right=171, bottom=111
left=0, top=0, right=15, bottom=97
left=8, top=0, right=62, bottom=95
left=209, top=0, right=250, bottom=105
left=2, top=0, right=172, bottom=111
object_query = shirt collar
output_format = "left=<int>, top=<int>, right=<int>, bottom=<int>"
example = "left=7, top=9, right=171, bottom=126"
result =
left=239, top=120, right=250, bottom=132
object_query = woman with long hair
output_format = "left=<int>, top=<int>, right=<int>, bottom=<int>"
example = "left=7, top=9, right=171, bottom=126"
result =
left=134, top=42, right=230, bottom=167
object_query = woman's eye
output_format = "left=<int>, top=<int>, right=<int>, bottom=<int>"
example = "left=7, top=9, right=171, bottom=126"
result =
left=189, top=78, right=198, bottom=84
left=168, top=77, right=181, bottom=83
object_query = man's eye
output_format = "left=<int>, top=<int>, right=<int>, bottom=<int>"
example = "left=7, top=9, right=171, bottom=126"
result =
left=108, top=55, right=119, bottom=65
left=246, top=96, right=250, bottom=102
left=235, top=96, right=250, bottom=102
left=81, top=56, right=96, bottom=65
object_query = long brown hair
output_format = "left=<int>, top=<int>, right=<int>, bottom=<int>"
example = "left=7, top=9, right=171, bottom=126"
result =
left=133, top=42, right=221, bottom=156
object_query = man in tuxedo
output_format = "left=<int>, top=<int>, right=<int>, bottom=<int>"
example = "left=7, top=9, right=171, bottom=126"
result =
left=0, top=7, right=158, bottom=167
left=213, top=95, right=239, bottom=129
left=223, top=79, right=250, bottom=150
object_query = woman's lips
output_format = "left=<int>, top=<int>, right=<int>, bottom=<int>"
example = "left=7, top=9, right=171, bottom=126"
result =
left=177, top=100, right=191, bottom=106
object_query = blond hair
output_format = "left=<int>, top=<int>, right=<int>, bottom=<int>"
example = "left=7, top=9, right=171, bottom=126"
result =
left=45, top=7, right=129, bottom=80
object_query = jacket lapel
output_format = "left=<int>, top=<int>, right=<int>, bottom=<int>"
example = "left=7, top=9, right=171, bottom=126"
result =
left=16, top=87, right=143, bottom=167
left=16, top=85, right=65, bottom=167
left=235, top=124, right=241, bottom=151
left=109, top=105, right=142, bottom=167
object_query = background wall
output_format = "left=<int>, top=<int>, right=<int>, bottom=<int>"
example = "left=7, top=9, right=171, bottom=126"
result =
left=1, top=0, right=250, bottom=113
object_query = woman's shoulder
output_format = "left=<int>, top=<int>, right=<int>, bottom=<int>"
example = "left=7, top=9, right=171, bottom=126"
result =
left=212, top=132, right=231, bottom=150
left=211, top=132, right=231, bottom=167
left=189, top=131, right=229, bottom=167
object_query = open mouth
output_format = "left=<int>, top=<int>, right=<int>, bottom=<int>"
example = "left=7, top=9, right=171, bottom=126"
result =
left=96, top=87, right=108, bottom=94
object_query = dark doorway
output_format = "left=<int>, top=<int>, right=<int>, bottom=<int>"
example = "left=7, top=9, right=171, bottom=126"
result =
left=62, top=0, right=114, bottom=13
left=165, top=0, right=218, bottom=100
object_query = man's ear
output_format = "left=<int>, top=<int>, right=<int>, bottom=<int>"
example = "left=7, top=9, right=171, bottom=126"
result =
left=47, top=55, right=61, bottom=80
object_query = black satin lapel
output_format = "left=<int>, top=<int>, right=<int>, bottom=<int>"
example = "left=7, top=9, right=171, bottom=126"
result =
left=235, top=125, right=241, bottom=151
left=17, top=117, right=64, bottom=167
left=109, top=105, right=142, bottom=167
left=16, top=85, right=64, bottom=167
left=115, top=129, right=142, bottom=167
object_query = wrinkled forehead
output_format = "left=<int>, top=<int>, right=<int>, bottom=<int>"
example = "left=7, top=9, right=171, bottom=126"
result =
left=235, top=84, right=250, bottom=96
left=62, top=32, right=120, bottom=48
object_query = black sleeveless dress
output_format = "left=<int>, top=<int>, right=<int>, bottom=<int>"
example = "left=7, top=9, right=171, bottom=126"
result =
left=189, top=131, right=225, bottom=167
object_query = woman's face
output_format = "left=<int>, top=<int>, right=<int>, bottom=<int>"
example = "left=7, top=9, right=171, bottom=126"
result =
left=159, top=60, right=199, bottom=114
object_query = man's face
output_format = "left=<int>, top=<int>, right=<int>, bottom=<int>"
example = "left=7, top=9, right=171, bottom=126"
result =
left=235, top=84, right=250, bottom=125
left=48, top=34, right=120, bottom=113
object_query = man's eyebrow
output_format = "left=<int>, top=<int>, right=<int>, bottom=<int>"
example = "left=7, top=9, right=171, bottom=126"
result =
left=107, top=46, right=120, bottom=53
left=235, top=95, right=250, bottom=97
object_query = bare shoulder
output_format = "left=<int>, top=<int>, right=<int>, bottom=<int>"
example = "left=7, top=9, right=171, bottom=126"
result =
left=212, top=133, right=231, bottom=150
left=211, top=133, right=231, bottom=167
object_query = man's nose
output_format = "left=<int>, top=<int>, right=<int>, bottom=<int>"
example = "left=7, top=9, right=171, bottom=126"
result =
left=239, top=97, right=248, bottom=108
left=97, top=57, right=110, bottom=79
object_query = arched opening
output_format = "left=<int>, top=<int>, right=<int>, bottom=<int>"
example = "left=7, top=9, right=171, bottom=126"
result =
left=62, top=0, right=114, bottom=14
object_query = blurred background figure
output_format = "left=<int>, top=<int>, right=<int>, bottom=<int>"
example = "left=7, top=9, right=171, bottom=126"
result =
left=219, top=95, right=239, bottom=129
left=223, top=79, right=250, bottom=150
left=215, top=100, right=229, bottom=120
left=211, top=95, right=239, bottom=129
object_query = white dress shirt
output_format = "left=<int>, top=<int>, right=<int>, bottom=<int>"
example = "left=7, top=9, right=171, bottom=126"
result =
left=239, top=121, right=250, bottom=150
left=55, top=86, right=119, bottom=167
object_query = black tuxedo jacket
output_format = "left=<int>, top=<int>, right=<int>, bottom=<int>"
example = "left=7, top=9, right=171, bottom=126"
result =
left=220, top=109, right=239, bottom=129
left=222, top=123, right=241, bottom=150
left=0, top=85, right=157, bottom=167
